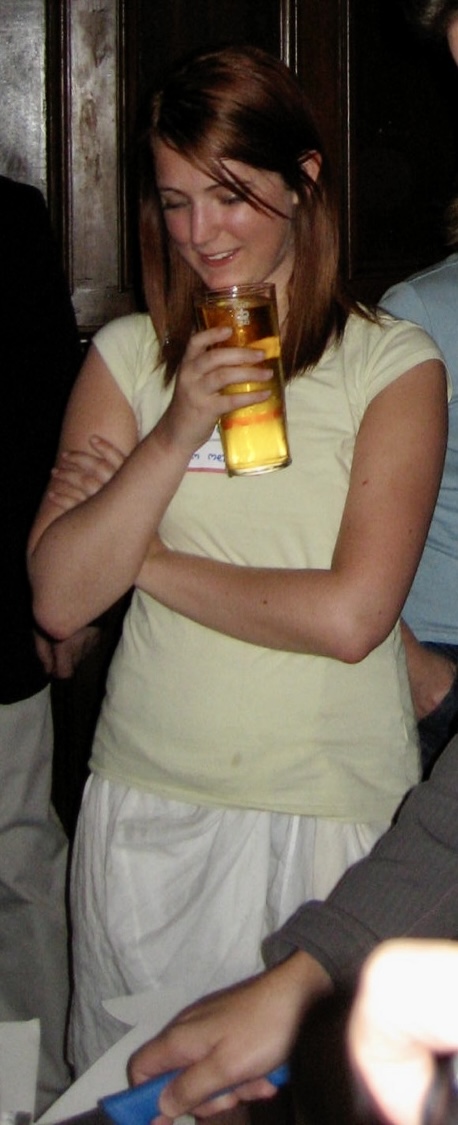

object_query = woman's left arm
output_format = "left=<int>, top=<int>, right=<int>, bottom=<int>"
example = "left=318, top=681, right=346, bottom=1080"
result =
left=137, top=359, right=447, bottom=662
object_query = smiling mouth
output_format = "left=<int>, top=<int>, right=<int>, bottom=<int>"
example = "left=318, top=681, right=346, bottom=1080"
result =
left=200, top=249, right=238, bottom=263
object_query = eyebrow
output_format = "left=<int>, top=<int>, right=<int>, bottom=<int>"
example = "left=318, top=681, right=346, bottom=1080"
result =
left=157, top=177, right=253, bottom=196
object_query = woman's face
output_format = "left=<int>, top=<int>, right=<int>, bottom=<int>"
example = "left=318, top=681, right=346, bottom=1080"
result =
left=154, top=140, right=299, bottom=308
left=447, top=17, right=458, bottom=64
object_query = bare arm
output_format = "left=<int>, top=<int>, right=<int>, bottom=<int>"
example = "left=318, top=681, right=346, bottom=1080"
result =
left=128, top=953, right=331, bottom=1122
left=27, top=327, right=272, bottom=638
left=34, top=625, right=102, bottom=678
left=136, top=359, right=447, bottom=662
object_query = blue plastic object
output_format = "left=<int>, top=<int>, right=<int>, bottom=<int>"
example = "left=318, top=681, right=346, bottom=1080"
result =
left=100, top=1062, right=290, bottom=1125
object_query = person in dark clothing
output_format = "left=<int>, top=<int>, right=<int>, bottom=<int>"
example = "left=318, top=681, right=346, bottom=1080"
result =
left=0, top=174, right=86, bottom=1115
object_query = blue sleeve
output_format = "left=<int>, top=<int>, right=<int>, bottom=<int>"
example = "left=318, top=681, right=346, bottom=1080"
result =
left=379, top=281, right=434, bottom=337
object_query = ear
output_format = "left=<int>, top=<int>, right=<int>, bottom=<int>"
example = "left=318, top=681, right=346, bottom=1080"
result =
left=300, top=150, right=322, bottom=184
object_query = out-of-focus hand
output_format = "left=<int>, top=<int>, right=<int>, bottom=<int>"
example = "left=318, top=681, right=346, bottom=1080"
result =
left=348, top=939, right=458, bottom=1125
left=401, top=622, right=456, bottom=720
left=46, top=435, right=126, bottom=511
left=128, top=953, right=331, bottom=1123
left=34, top=624, right=101, bottom=678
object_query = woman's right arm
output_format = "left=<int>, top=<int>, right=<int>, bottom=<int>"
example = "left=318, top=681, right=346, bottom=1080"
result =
left=28, top=329, right=271, bottom=638
left=27, top=343, right=190, bottom=637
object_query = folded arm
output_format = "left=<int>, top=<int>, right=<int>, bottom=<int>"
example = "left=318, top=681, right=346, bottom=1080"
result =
left=136, top=359, right=447, bottom=661
left=28, top=325, right=271, bottom=638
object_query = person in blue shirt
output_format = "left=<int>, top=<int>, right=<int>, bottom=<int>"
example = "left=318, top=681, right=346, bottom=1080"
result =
left=381, top=197, right=458, bottom=776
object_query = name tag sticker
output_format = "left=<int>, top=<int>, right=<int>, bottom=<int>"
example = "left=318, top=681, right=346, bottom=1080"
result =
left=187, top=426, right=226, bottom=473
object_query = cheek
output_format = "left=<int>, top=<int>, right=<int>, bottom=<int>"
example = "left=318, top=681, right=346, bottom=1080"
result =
left=256, top=216, right=294, bottom=254
left=163, top=212, right=189, bottom=246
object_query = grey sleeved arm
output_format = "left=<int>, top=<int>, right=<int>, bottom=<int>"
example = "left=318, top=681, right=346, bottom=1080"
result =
left=263, top=735, right=458, bottom=983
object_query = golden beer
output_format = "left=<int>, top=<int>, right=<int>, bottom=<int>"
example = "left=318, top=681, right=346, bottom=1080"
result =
left=194, top=283, right=291, bottom=476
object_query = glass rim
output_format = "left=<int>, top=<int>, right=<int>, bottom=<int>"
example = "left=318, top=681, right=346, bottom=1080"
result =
left=193, top=282, right=276, bottom=305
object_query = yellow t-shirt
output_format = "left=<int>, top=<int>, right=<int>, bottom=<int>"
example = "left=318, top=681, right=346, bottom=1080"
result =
left=89, top=310, right=443, bottom=821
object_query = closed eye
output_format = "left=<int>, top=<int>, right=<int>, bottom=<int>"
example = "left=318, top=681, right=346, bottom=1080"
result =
left=220, top=193, right=245, bottom=205
left=160, top=196, right=188, bottom=211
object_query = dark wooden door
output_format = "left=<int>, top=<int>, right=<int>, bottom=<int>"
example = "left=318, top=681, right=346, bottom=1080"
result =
left=2, top=0, right=458, bottom=332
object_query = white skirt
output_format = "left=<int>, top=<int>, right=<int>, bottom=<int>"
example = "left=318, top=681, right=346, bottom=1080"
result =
left=69, top=774, right=387, bottom=1076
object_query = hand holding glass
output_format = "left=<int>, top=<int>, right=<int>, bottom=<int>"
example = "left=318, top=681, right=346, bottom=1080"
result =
left=194, top=283, right=291, bottom=476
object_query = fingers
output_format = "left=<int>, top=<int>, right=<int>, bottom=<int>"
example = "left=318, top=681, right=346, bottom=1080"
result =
left=89, top=434, right=127, bottom=468
left=186, top=1077, right=278, bottom=1119
left=177, top=345, right=273, bottom=414
left=184, top=326, right=273, bottom=395
left=33, top=632, right=55, bottom=675
left=129, top=1033, right=276, bottom=1122
left=158, top=1067, right=279, bottom=1119
left=47, top=437, right=126, bottom=508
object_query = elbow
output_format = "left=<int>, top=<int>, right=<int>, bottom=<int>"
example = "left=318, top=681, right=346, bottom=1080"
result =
left=28, top=566, right=62, bottom=642
left=32, top=595, right=75, bottom=642
left=327, top=613, right=389, bottom=665
left=30, top=568, right=79, bottom=641
left=338, top=640, right=376, bottom=665
left=28, top=541, right=84, bottom=641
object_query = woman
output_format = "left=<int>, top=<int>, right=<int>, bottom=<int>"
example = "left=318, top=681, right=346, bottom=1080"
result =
left=28, top=45, right=447, bottom=1083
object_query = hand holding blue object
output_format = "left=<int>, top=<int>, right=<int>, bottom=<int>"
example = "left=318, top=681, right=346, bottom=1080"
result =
left=57, top=1063, right=290, bottom=1125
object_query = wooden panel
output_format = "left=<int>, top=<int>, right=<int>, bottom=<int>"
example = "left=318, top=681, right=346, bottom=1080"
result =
left=297, top=0, right=346, bottom=183
left=48, top=0, right=137, bottom=336
left=7, top=0, right=458, bottom=330
left=0, top=0, right=47, bottom=192
left=347, top=0, right=458, bottom=300
left=136, top=0, right=284, bottom=95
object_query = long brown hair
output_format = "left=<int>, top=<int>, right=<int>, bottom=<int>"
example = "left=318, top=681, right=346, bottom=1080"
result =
left=444, top=191, right=458, bottom=248
left=138, top=45, right=364, bottom=384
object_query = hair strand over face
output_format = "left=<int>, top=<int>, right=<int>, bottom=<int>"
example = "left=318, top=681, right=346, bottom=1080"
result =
left=138, top=44, right=370, bottom=384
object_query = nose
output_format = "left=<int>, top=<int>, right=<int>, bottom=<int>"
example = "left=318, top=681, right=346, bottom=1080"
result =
left=190, top=202, right=220, bottom=248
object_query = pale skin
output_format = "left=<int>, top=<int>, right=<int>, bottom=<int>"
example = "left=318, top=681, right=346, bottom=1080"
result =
left=34, top=625, right=101, bottom=679
left=127, top=953, right=332, bottom=1123
left=348, top=939, right=458, bottom=1125
left=447, top=16, right=458, bottom=63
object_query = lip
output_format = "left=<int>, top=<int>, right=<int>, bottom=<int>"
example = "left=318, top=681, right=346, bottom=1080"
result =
left=197, top=248, right=239, bottom=269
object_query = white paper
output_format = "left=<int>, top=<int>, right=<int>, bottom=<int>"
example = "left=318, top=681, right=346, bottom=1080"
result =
left=0, top=1020, right=40, bottom=1118
left=38, top=1000, right=192, bottom=1125
left=102, top=981, right=195, bottom=1031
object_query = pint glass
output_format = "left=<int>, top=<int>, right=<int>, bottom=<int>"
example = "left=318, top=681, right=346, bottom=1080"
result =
left=194, top=282, right=291, bottom=476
